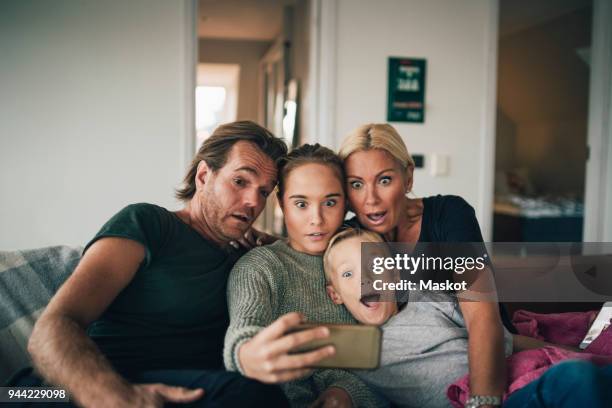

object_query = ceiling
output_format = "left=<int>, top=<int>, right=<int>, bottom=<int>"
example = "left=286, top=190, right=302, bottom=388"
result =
left=198, top=0, right=295, bottom=40
left=499, top=0, right=591, bottom=37
left=198, top=0, right=591, bottom=41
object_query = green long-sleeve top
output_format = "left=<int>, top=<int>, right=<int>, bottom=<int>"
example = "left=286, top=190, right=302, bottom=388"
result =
left=224, top=240, right=387, bottom=408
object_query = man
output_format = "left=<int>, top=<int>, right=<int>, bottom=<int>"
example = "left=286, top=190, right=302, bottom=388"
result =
left=24, top=121, right=294, bottom=407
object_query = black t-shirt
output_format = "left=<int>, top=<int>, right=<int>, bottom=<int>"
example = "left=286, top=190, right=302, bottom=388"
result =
left=84, top=203, right=245, bottom=374
left=420, top=196, right=515, bottom=331
left=346, top=195, right=484, bottom=243
left=417, top=195, right=484, bottom=242
left=349, top=195, right=516, bottom=332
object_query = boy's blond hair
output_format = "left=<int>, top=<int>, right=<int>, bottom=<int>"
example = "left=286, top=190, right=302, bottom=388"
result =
left=323, top=227, right=385, bottom=283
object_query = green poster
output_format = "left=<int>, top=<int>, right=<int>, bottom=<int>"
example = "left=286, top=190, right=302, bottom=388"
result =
left=387, top=57, right=426, bottom=123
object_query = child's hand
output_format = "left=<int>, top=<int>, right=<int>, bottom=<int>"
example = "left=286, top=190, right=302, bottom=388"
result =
left=310, top=387, right=353, bottom=408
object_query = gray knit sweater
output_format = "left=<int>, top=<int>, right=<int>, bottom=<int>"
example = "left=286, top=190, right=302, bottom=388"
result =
left=224, top=240, right=387, bottom=408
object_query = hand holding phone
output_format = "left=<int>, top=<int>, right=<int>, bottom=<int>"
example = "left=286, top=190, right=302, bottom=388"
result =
left=238, top=313, right=335, bottom=383
left=288, top=323, right=381, bottom=369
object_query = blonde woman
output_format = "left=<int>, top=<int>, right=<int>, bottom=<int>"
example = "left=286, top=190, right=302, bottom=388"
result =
left=338, top=124, right=512, bottom=408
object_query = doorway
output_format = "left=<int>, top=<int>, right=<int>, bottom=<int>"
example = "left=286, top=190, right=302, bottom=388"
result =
left=195, top=63, right=240, bottom=147
left=493, top=0, right=593, bottom=242
left=197, top=0, right=310, bottom=234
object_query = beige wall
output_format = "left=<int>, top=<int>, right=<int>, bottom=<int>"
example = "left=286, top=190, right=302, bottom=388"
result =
left=515, top=119, right=588, bottom=195
left=198, top=39, right=271, bottom=122
left=0, top=0, right=195, bottom=250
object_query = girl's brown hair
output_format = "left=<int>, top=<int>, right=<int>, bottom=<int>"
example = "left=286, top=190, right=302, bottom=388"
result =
left=277, top=143, right=346, bottom=199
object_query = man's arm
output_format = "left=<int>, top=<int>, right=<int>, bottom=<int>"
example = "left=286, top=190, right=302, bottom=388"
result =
left=28, top=237, right=203, bottom=408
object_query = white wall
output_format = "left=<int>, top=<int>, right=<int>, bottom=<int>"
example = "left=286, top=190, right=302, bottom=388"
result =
left=324, top=0, right=497, bottom=237
left=0, top=0, right=196, bottom=250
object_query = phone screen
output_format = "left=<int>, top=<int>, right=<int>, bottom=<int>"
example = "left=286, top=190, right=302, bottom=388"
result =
left=579, top=302, right=612, bottom=349
left=287, top=323, right=382, bottom=369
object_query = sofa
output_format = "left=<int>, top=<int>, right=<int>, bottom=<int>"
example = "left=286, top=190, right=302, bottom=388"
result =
left=1, top=245, right=602, bottom=387
left=0, top=246, right=81, bottom=383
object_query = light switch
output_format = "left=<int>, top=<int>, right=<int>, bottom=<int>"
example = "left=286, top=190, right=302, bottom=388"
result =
left=430, top=154, right=449, bottom=177
left=412, top=154, right=425, bottom=168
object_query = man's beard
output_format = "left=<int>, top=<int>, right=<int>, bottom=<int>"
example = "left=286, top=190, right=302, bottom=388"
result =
left=203, top=193, right=248, bottom=242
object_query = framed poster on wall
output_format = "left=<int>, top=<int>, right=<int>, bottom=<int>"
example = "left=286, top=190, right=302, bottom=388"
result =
left=387, top=57, right=426, bottom=123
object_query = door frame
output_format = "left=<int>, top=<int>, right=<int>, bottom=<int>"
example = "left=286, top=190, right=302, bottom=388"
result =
left=478, top=0, right=500, bottom=241
left=182, top=0, right=198, bottom=172
left=583, top=0, right=612, bottom=242
left=307, top=0, right=338, bottom=148
left=487, top=0, right=612, bottom=242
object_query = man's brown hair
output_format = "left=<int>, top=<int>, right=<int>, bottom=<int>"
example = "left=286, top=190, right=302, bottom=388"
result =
left=176, top=121, right=288, bottom=201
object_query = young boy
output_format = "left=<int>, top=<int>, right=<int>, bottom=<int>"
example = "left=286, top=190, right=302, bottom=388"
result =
left=322, top=227, right=515, bottom=408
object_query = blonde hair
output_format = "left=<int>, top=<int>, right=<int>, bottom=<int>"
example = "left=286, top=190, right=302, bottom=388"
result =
left=338, top=123, right=415, bottom=171
left=323, top=227, right=386, bottom=283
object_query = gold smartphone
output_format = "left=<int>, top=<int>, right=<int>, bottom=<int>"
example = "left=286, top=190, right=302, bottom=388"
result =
left=287, top=323, right=381, bottom=369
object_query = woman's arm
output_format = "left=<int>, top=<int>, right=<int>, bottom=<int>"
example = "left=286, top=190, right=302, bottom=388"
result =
left=456, top=263, right=507, bottom=401
left=459, top=298, right=507, bottom=399
left=444, top=196, right=507, bottom=400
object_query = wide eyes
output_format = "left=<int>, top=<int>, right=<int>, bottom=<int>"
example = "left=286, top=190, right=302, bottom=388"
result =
left=349, top=180, right=363, bottom=190
left=379, top=176, right=392, bottom=185
left=324, top=199, right=337, bottom=207
left=293, top=199, right=337, bottom=208
left=349, top=176, right=392, bottom=190
left=342, top=271, right=353, bottom=278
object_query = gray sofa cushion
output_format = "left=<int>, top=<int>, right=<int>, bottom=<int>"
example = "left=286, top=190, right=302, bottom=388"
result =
left=0, top=246, right=81, bottom=383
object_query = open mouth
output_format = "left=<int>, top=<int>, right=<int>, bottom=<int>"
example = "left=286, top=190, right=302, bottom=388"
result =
left=307, top=232, right=327, bottom=238
left=232, top=213, right=251, bottom=223
left=366, top=211, right=387, bottom=224
left=360, top=293, right=381, bottom=308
